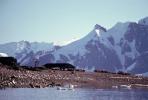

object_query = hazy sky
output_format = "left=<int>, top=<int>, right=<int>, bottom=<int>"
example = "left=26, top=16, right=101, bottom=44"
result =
left=0, top=0, right=148, bottom=45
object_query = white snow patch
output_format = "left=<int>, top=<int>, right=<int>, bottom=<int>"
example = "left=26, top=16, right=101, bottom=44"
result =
left=17, top=53, right=27, bottom=63
left=114, top=45, right=124, bottom=65
left=16, top=41, right=30, bottom=53
left=126, top=62, right=136, bottom=71
left=125, top=40, right=140, bottom=59
left=0, top=53, right=8, bottom=57
left=138, top=17, right=148, bottom=25
left=95, top=29, right=100, bottom=36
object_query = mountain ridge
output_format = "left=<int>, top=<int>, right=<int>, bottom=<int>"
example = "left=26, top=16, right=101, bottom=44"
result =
left=1, top=17, right=148, bottom=75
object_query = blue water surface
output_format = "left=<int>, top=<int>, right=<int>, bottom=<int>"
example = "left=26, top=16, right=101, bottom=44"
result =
left=0, top=88, right=148, bottom=100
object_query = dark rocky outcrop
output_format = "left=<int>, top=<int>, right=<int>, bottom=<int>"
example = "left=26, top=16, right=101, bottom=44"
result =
left=0, top=57, right=17, bottom=67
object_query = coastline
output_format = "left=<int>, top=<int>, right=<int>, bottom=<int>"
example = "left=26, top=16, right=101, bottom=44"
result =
left=1, top=65, right=148, bottom=89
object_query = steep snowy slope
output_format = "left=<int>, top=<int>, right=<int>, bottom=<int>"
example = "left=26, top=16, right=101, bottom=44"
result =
left=53, top=24, right=106, bottom=60
left=33, top=17, right=148, bottom=73
left=37, top=24, right=122, bottom=71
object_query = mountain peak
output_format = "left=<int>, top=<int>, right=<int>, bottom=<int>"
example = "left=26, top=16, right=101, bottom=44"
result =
left=94, top=24, right=107, bottom=32
left=138, top=17, right=148, bottom=25
left=92, top=24, right=106, bottom=37
left=16, top=41, right=31, bottom=53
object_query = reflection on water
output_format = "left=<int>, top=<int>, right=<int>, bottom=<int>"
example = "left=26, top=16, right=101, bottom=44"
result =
left=0, top=88, right=148, bottom=100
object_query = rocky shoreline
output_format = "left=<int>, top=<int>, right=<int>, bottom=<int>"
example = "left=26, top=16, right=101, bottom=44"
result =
left=1, top=64, right=148, bottom=89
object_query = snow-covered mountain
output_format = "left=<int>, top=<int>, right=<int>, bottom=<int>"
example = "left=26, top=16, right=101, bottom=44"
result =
left=35, top=24, right=121, bottom=71
left=1, top=17, right=148, bottom=74
left=0, top=41, right=54, bottom=64
left=29, top=17, right=148, bottom=74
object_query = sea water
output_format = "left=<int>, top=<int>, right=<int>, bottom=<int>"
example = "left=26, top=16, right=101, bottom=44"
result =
left=0, top=88, right=148, bottom=100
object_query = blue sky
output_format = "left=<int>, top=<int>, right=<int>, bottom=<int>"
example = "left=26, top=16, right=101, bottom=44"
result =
left=0, top=0, right=148, bottom=45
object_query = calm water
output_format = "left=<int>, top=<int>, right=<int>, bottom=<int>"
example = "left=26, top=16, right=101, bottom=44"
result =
left=0, top=88, right=148, bottom=100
